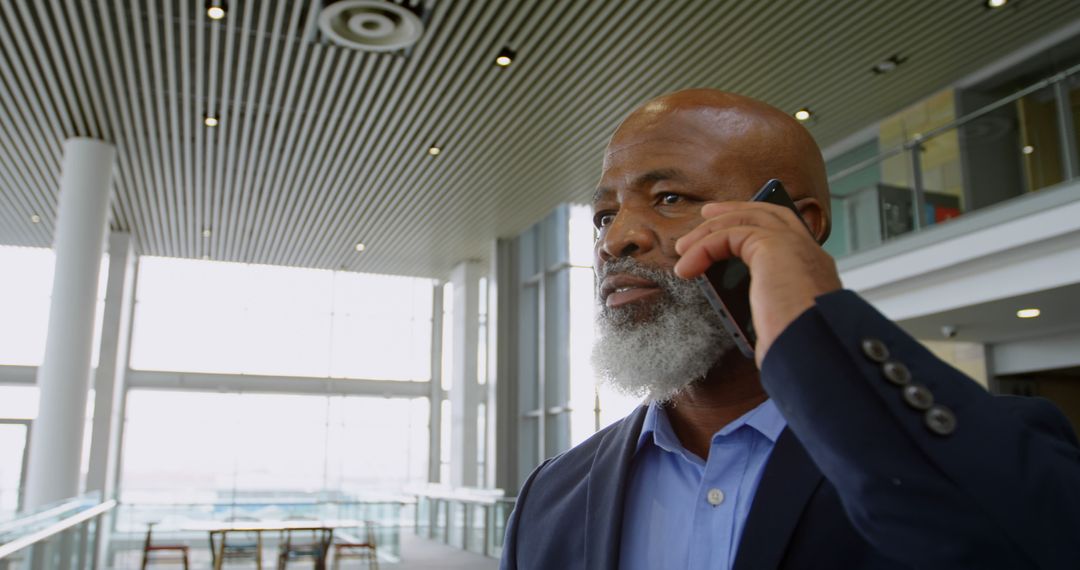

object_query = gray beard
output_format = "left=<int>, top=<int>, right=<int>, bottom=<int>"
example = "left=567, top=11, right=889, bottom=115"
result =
left=591, top=257, right=735, bottom=403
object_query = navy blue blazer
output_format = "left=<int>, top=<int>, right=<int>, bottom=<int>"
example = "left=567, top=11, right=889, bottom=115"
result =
left=500, top=291, right=1080, bottom=570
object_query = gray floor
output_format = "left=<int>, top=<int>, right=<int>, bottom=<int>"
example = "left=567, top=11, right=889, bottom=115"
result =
left=389, top=533, right=498, bottom=569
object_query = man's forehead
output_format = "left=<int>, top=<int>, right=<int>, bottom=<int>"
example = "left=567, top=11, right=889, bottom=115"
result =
left=611, top=105, right=761, bottom=145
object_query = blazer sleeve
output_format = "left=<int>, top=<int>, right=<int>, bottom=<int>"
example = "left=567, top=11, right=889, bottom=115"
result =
left=759, top=289, right=1080, bottom=570
left=499, top=458, right=553, bottom=570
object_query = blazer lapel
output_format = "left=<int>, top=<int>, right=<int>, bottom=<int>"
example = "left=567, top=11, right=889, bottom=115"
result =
left=733, top=427, right=824, bottom=570
left=584, top=405, right=648, bottom=570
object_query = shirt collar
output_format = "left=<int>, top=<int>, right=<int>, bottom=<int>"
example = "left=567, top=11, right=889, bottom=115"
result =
left=635, top=398, right=787, bottom=456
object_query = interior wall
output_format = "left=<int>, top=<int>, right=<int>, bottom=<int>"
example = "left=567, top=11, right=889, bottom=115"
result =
left=825, top=139, right=881, bottom=258
left=996, top=373, right=1080, bottom=435
left=879, top=89, right=965, bottom=210
left=956, top=88, right=1026, bottom=211
left=921, top=340, right=989, bottom=388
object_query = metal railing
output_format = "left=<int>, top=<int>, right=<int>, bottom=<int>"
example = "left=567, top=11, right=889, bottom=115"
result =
left=410, top=486, right=514, bottom=559
left=828, top=61, right=1080, bottom=257
left=0, top=493, right=116, bottom=570
left=105, top=494, right=412, bottom=566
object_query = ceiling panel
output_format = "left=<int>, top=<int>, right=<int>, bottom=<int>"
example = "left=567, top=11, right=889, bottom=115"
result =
left=1, top=0, right=1078, bottom=278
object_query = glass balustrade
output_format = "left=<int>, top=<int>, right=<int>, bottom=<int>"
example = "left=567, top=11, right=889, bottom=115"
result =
left=828, top=62, right=1080, bottom=259
left=410, top=486, right=514, bottom=559
left=103, top=493, right=412, bottom=567
left=0, top=492, right=114, bottom=570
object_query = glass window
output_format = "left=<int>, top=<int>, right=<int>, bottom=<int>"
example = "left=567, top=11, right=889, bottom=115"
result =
left=120, top=390, right=429, bottom=500
left=0, top=422, right=29, bottom=517
left=0, top=386, right=38, bottom=419
left=130, top=257, right=434, bottom=380
left=440, top=283, right=454, bottom=391
left=439, top=399, right=451, bottom=483
left=0, top=246, right=108, bottom=367
left=567, top=205, right=639, bottom=447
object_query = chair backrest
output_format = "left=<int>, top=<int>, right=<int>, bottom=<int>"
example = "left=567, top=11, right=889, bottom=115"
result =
left=144, top=521, right=159, bottom=550
left=364, top=520, right=377, bottom=546
left=282, top=515, right=320, bottom=546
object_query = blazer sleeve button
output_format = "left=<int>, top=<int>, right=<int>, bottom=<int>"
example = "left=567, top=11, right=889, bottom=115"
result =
left=882, top=361, right=912, bottom=386
left=902, top=384, right=934, bottom=411
left=861, top=338, right=890, bottom=363
left=925, top=405, right=957, bottom=436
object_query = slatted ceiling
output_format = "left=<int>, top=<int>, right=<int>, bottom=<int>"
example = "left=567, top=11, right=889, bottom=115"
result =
left=1, top=3, right=1079, bottom=278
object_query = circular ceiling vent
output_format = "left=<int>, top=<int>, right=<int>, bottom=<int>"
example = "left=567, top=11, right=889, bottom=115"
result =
left=319, top=0, right=424, bottom=52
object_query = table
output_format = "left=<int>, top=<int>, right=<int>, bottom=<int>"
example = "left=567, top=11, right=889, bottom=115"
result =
left=183, top=519, right=363, bottom=570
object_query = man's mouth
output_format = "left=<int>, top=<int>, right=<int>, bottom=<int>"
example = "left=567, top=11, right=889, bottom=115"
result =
left=600, top=274, right=662, bottom=308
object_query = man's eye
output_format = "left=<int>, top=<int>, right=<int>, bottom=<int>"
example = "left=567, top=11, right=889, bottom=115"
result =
left=659, top=193, right=681, bottom=205
left=594, top=212, right=616, bottom=228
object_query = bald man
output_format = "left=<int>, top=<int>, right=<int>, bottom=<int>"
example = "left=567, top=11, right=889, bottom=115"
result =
left=499, top=90, right=1080, bottom=570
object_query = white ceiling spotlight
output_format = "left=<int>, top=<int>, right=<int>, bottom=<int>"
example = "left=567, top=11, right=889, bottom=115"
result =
left=207, top=1, right=226, bottom=20
left=318, top=0, right=425, bottom=53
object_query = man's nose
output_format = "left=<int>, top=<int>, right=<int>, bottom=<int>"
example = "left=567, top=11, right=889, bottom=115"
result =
left=598, top=210, right=657, bottom=261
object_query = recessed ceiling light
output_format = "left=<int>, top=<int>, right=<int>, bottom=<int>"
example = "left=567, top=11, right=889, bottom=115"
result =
left=1022, top=145, right=1035, bottom=155
left=428, top=146, right=441, bottom=156
left=495, top=47, right=516, bottom=67
left=793, top=108, right=812, bottom=122
left=354, top=242, right=366, bottom=252
left=202, top=228, right=212, bottom=238
left=30, top=214, right=41, bottom=224
left=986, top=0, right=1007, bottom=8
left=204, top=115, right=219, bottom=127
left=871, top=55, right=907, bottom=75
left=207, top=3, right=226, bottom=19
left=1016, top=308, right=1040, bottom=319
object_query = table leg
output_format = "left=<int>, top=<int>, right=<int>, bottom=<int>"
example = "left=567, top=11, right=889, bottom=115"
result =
left=316, top=529, right=333, bottom=570
left=256, top=530, right=264, bottom=570
left=214, top=532, right=225, bottom=570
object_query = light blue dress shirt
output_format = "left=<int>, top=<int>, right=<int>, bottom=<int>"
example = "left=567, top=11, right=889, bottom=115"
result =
left=619, top=398, right=787, bottom=570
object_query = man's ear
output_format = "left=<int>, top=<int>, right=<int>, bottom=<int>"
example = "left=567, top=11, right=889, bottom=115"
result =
left=794, top=198, right=830, bottom=245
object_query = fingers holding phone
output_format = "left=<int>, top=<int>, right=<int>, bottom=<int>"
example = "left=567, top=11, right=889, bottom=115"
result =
left=673, top=180, right=841, bottom=367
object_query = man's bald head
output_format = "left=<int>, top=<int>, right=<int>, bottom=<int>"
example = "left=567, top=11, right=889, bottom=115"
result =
left=607, top=89, right=831, bottom=242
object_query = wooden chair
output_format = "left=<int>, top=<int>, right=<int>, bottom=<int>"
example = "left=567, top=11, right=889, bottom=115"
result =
left=331, top=521, right=378, bottom=570
left=141, top=522, right=190, bottom=570
left=210, top=516, right=263, bottom=569
left=276, top=516, right=328, bottom=570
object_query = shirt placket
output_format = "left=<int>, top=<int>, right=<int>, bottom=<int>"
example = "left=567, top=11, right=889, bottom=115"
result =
left=687, top=430, right=751, bottom=570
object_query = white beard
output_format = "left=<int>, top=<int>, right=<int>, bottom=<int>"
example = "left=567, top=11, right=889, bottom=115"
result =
left=591, top=258, right=735, bottom=403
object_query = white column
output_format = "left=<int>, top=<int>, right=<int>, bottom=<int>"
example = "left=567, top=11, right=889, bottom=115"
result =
left=450, top=261, right=481, bottom=488
left=489, top=238, right=517, bottom=492
left=428, top=282, right=443, bottom=483
left=24, top=138, right=116, bottom=510
left=85, top=232, right=137, bottom=498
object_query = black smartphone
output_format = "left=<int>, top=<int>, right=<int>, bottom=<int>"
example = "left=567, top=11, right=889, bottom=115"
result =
left=695, top=179, right=808, bottom=359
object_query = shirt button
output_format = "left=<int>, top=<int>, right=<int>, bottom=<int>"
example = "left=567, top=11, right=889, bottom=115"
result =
left=706, top=488, right=725, bottom=506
